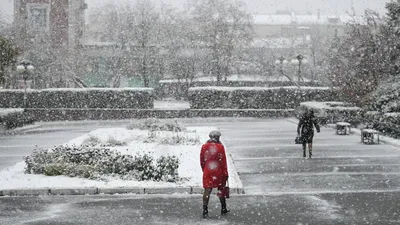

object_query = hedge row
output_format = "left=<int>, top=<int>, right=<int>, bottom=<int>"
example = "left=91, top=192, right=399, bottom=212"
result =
left=296, top=102, right=362, bottom=125
left=0, top=88, right=154, bottom=109
left=24, top=108, right=294, bottom=121
left=188, top=86, right=340, bottom=109
left=156, top=80, right=322, bottom=99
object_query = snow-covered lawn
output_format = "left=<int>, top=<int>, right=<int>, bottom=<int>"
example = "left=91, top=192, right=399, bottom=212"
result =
left=0, top=126, right=242, bottom=191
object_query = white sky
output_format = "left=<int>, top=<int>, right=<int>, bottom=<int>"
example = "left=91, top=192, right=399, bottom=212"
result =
left=0, top=0, right=391, bottom=23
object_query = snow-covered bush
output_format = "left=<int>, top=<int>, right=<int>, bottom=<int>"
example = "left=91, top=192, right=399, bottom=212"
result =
left=188, top=86, right=339, bottom=109
left=0, top=110, right=35, bottom=129
left=154, top=155, right=180, bottom=182
left=24, top=146, right=180, bottom=182
left=362, top=111, right=400, bottom=138
left=81, top=135, right=101, bottom=147
left=147, top=130, right=200, bottom=145
left=128, top=118, right=183, bottom=132
left=105, top=136, right=128, bottom=147
left=128, top=119, right=200, bottom=145
left=0, top=88, right=154, bottom=109
left=368, top=76, right=400, bottom=113
left=81, top=135, right=127, bottom=147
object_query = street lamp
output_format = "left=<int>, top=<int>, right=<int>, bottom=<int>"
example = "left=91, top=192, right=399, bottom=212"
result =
left=16, top=60, right=34, bottom=108
left=274, top=56, right=289, bottom=76
left=290, top=54, right=307, bottom=82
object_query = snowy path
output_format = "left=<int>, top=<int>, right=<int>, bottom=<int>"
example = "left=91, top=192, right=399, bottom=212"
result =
left=216, top=119, right=400, bottom=195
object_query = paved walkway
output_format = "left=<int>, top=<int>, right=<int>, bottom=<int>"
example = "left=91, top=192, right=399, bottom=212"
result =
left=1, top=118, right=400, bottom=224
left=216, top=119, right=400, bottom=195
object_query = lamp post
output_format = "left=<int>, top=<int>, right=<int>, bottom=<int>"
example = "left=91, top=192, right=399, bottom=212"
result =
left=274, top=56, right=289, bottom=76
left=290, top=54, right=308, bottom=82
left=16, top=60, right=34, bottom=109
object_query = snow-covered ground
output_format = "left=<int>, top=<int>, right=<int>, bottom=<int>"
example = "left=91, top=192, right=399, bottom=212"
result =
left=0, top=126, right=242, bottom=191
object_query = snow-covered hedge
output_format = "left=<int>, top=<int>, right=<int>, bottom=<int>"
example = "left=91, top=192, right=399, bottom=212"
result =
left=297, top=101, right=362, bottom=125
left=0, top=109, right=35, bottom=129
left=0, top=88, right=154, bottom=109
left=24, top=108, right=295, bottom=121
left=362, top=111, right=400, bottom=138
left=188, top=86, right=339, bottom=109
left=156, top=79, right=322, bottom=99
left=24, top=146, right=180, bottom=182
left=368, top=76, right=400, bottom=113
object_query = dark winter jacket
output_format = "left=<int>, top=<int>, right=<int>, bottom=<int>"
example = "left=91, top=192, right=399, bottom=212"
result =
left=297, top=114, right=320, bottom=137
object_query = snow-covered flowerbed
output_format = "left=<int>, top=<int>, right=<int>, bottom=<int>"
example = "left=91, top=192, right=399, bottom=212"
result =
left=0, top=119, right=241, bottom=190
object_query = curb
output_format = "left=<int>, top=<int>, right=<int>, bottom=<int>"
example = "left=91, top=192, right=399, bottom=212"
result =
left=0, top=186, right=246, bottom=197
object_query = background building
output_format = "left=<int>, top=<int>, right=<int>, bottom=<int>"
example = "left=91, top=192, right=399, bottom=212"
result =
left=14, top=0, right=86, bottom=50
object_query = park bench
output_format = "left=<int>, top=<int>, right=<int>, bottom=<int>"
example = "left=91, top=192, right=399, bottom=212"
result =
left=336, top=122, right=351, bottom=135
left=361, top=129, right=380, bottom=144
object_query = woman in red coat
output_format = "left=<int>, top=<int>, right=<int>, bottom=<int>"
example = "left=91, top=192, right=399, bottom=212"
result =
left=200, top=130, right=229, bottom=218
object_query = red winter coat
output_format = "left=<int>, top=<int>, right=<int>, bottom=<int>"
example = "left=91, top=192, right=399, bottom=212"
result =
left=200, top=139, right=229, bottom=188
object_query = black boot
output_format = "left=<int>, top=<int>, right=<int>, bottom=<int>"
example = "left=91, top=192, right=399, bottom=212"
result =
left=303, top=149, right=306, bottom=158
left=220, top=197, right=230, bottom=215
left=309, top=151, right=312, bottom=159
left=203, top=205, right=209, bottom=218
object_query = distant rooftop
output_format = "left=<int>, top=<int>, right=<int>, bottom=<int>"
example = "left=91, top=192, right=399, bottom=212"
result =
left=253, top=14, right=363, bottom=26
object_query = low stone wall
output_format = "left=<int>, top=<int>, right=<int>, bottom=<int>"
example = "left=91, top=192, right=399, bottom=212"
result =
left=24, top=108, right=295, bottom=121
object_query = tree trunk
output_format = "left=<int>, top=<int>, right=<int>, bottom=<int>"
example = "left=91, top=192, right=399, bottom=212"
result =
left=142, top=58, right=149, bottom=87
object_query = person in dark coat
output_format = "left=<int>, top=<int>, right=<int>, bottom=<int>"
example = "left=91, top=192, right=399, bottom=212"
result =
left=200, top=130, right=229, bottom=218
left=297, top=109, right=320, bottom=158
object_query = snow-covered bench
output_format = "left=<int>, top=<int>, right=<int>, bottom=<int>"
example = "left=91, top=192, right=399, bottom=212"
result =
left=361, top=129, right=380, bottom=144
left=336, top=122, right=351, bottom=135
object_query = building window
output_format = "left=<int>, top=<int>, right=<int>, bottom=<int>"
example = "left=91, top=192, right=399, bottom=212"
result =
left=27, top=4, right=50, bottom=31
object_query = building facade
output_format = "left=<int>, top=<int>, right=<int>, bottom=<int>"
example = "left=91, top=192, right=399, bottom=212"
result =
left=14, top=0, right=86, bottom=50
left=13, top=0, right=87, bottom=88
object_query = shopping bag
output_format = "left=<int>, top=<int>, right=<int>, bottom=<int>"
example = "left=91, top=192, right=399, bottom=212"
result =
left=218, top=186, right=230, bottom=198
left=295, top=136, right=303, bottom=144
left=218, top=180, right=230, bottom=198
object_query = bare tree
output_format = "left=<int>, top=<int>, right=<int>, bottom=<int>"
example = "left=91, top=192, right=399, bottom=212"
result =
left=93, top=1, right=162, bottom=87
left=188, top=0, right=253, bottom=85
